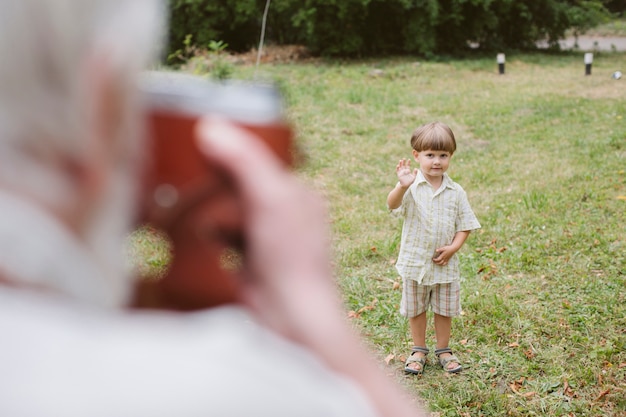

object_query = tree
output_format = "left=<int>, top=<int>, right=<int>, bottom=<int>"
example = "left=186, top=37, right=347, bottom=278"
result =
left=167, top=0, right=611, bottom=57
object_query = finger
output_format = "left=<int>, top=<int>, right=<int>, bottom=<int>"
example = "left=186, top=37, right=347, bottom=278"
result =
left=195, top=117, right=286, bottom=202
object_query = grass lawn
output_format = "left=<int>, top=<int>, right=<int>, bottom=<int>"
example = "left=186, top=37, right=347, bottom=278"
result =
left=134, top=49, right=626, bottom=416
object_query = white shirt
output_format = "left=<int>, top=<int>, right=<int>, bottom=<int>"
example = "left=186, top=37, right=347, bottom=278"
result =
left=0, top=192, right=377, bottom=417
left=391, top=171, right=481, bottom=285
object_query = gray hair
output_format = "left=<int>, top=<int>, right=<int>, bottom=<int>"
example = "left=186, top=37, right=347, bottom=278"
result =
left=0, top=0, right=165, bottom=204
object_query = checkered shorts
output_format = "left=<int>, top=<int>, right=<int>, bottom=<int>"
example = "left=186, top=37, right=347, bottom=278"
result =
left=400, top=280, right=461, bottom=318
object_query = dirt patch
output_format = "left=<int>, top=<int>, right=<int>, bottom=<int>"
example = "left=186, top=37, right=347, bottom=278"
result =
left=230, top=44, right=315, bottom=65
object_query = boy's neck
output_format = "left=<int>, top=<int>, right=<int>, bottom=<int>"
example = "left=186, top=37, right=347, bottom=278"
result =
left=421, top=170, right=443, bottom=190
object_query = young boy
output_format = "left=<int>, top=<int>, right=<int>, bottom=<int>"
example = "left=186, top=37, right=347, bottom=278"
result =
left=387, top=121, right=480, bottom=375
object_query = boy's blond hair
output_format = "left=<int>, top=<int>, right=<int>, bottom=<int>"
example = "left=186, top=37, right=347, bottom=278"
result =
left=410, top=121, right=457, bottom=154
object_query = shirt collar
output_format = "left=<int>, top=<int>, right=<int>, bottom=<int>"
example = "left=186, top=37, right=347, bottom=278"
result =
left=414, top=170, right=456, bottom=190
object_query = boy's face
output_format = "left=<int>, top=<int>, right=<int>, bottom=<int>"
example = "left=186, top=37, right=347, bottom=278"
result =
left=412, top=149, right=452, bottom=180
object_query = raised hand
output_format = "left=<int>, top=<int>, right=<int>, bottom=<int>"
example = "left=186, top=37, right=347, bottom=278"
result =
left=396, top=158, right=418, bottom=188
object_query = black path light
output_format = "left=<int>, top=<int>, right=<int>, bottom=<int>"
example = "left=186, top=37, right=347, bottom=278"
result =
left=584, top=53, right=593, bottom=76
left=497, top=53, right=505, bottom=75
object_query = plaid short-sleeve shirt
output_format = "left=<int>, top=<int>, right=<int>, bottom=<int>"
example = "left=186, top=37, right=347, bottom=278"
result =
left=390, top=170, right=481, bottom=285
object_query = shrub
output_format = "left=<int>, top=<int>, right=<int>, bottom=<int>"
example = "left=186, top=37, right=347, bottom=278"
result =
left=168, top=0, right=260, bottom=53
left=167, top=0, right=611, bottom=57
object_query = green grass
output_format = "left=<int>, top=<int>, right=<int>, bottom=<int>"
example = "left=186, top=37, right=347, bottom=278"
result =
left=136, top=50, right=626, bottom=416
left=126, top=226, right=171, bottom=279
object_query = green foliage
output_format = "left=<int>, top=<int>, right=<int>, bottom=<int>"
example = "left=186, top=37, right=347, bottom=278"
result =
left=167, top=0, right=611, bottom=57
left=168, top=0, right=259, bottom=54
left=166, top=33, right=195, bottom=64
left=207, top=40, right=234, bottom=80
left=604, top=0, right=626, bottom=15
left=167, top=34, right=233, bottom=80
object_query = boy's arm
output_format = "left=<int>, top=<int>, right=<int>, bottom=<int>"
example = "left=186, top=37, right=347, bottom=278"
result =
left=387, top=183, right=409, bottom=209
left=432, top=230, right=471, bottom=265
left=387, top=158, right=417, bottom=209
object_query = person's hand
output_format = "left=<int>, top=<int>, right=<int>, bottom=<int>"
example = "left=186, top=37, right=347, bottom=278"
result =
left=433, top=231, right=470, bottom=267
left=432, top=246, right=455, bottom=266
left=195, top=118, right=336, bottom=339
left=396, top=158, right=417, bottom=188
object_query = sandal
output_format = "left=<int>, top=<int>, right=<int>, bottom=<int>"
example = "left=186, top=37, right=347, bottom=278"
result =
left=435, top=347, right=462, bottom=373
left=404, top=346, right=429, bottom=375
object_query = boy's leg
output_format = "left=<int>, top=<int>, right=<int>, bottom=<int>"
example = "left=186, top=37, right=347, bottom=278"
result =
left=433, top=313, right=451, bottom=348
left=406, top=312, right=428, bottom=372
left=433, top=313, right=460, bottom=371
left=409, top=312, right=427, bottom=347
left=432, top=282, right=461, bottom=371
left=401, top=279, right=430, bottom=373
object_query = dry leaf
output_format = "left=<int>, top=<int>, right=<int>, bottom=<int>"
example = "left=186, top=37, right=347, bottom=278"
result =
left=509, top=377, right=525, bottom=393
left=392, top=281, right=400, bottom=290
left=616, top=195, right=626, bottom=200
left=523, top=349, right=535, bottom=359
left=563, top=380, right=577, bottom=398
left=594, top=388, right=611, bottom=402
left=347, top=311, right=360, bottom=319
left=358, top=300, right=377, bottom=313
left=384, top=353, right=395, bottom=365
left=508, top=342, right=520, bottom=348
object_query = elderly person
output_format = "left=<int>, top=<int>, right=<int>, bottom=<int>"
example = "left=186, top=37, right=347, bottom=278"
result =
left=0, top=1, right=426, bottom=416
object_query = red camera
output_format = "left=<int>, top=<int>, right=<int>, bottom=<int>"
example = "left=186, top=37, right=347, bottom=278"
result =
left=132, top=73, right=294, bottom=310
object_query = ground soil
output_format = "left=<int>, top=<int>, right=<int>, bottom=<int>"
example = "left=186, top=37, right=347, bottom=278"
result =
left=228, top=36, right=626, bottom=65
left=231, top=45, right=313, bottom=65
